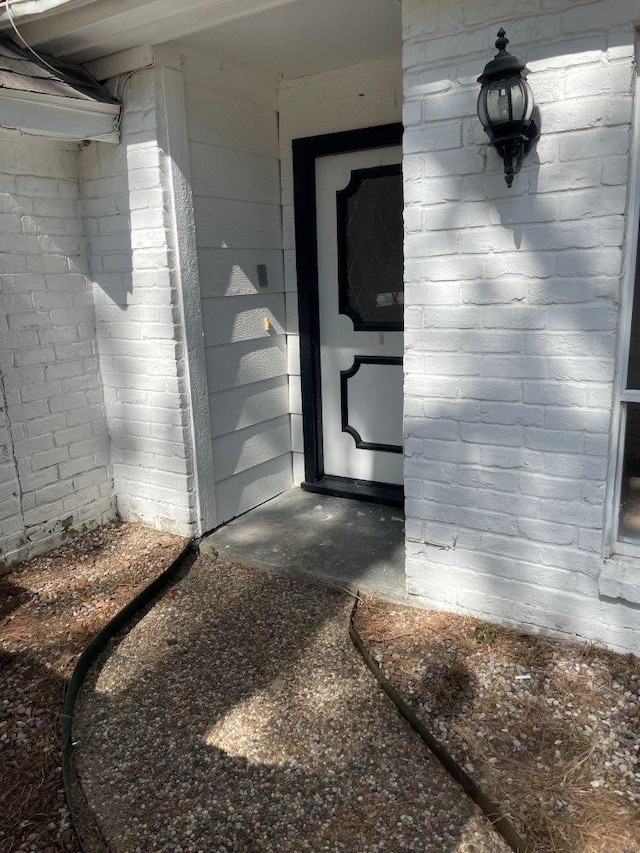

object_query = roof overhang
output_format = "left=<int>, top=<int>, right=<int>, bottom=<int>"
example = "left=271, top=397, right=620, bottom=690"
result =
left=0, top=0, right=402, bottom=87
left=0, top=85, right=120, bottom=141
left=0, top=35, right=120, bottom=142
left=0, top=0, right=94, bottom=25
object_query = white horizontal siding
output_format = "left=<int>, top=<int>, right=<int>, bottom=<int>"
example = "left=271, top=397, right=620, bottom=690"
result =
left=205, top=336, right=287, bottom=393
left=201, top=293, right=286, bottom=347
left=182, top=55, right=277, bottom=111
left=212, top=415, right=291, bottom=481
left=185, top=86, right=278, bottom=155
left=184, top=53, right=290, bottom=525
left=209, top=377, right=289, bottom=439
left=189, top=143, right=280, bottom=204
left=198, top=248, right=284, bottom=298
left=215, top=453, right=293, bottom=524
left=183, top=52, right=403, bottom=522
left=192, top=197, right=282, bottom=250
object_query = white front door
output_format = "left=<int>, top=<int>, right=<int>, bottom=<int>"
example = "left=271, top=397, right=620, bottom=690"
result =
left=315, top=146, right=404, bottom=486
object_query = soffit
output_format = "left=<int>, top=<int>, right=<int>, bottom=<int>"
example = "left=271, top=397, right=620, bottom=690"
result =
left=177, top=0, right=402, bottom=80
left=0, top=0, right=401, bottom=79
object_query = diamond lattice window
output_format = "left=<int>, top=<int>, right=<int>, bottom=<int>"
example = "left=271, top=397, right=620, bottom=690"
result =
left=337, top=165, right=403, bottom=330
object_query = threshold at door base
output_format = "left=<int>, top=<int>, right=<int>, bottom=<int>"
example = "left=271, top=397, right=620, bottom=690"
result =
left=302, top=476, right=404, bottom=508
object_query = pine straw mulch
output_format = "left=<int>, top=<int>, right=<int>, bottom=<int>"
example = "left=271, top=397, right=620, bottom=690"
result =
left=0, top=522, right=187, bottom=853
left=3, top=521, right=640, bottom=853
left=354, top=598, right=640, bottom=853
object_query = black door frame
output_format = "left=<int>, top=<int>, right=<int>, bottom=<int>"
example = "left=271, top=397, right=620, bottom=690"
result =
left=292, top=122, right=404, bottom=507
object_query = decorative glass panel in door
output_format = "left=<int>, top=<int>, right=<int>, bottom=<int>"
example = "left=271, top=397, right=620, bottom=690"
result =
left=337, top=164, right=404, bottom=331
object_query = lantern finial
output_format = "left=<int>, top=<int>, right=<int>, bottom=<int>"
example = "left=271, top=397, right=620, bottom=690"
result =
left=495, top=28, right=509, bottom=54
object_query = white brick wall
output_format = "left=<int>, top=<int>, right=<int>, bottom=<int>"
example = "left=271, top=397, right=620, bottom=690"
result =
left=4, top=1, right=638, bottom=660
left=80, top=68, right=197, bottom=536
left=0, top=132, right=114, bottom=568
left=402, top=0, right=640, bottom=652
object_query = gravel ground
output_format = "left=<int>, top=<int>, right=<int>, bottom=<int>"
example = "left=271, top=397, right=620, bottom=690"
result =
left=73, top=555, right=509, bottom=853
left=0, top=522, right=187, bottom=853
left=7, top=523, right=640, bottom=853
left=355, top=598, right=640, bottom=853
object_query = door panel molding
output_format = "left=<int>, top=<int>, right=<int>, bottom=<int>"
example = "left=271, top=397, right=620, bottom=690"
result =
left=292, top=122, right=404, bottom=504
left=340, top=356, right=403, bottom=454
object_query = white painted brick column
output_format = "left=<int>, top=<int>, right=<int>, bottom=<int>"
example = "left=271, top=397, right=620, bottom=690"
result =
left=0, top=132, right=114, bottom=568
left=80, top=65, right=206, bottom=537
left=401, top=0, right=640, bottom=652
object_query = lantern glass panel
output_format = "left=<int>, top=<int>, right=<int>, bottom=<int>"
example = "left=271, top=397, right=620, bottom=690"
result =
left=523, top=80, right=534, bottom=121
left=480, top=78, right=532, bottom=129
left=488, top=76, right=527, bottom=125
left=477, top=87, right=490, bottom=129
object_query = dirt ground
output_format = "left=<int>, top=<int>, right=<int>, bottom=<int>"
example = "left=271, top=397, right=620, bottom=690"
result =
left=0, top=522, right=187, bottom=853
left=2, top=521, right=640, bottom=853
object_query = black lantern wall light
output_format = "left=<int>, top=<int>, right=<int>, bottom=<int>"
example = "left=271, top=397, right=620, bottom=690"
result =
left=477, top=28, right=539, bottom=187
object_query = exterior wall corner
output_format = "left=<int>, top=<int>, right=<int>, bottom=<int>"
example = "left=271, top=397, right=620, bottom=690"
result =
left=80, top=65, right=203, bottom=538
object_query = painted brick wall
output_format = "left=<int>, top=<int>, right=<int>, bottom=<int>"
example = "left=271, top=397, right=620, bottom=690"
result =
left=182, top=53, right=291, bottom=524
left=278, top=58, right=403, bottom=484
left=402, top=0, right=639, bottom=652
left=0, top=132, right=114, bottom=568
left=80, top=68, right=197, bottom=536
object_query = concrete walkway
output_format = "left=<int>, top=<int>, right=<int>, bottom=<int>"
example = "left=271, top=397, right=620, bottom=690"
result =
left=200, top=489, right=407, bottom=602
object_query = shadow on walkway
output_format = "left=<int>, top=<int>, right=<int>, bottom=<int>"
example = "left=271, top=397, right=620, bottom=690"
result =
left=73, top=556, right=508, bottom=853
left=201, top=489, right=407, bottom=602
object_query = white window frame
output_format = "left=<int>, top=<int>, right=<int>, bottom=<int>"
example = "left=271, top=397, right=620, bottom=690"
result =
left=607, top=31, right=640, bottom=557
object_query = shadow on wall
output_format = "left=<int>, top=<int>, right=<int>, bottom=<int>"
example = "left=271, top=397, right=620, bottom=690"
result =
left=183, top=58, right=292, bottom=524
left=84, top=62, right=293, bottom=529
left=80, top=69, right=195, bottom=532
left=404, top=37, right=632, bottom=648
left=0, top=136, right=113, bottom=568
